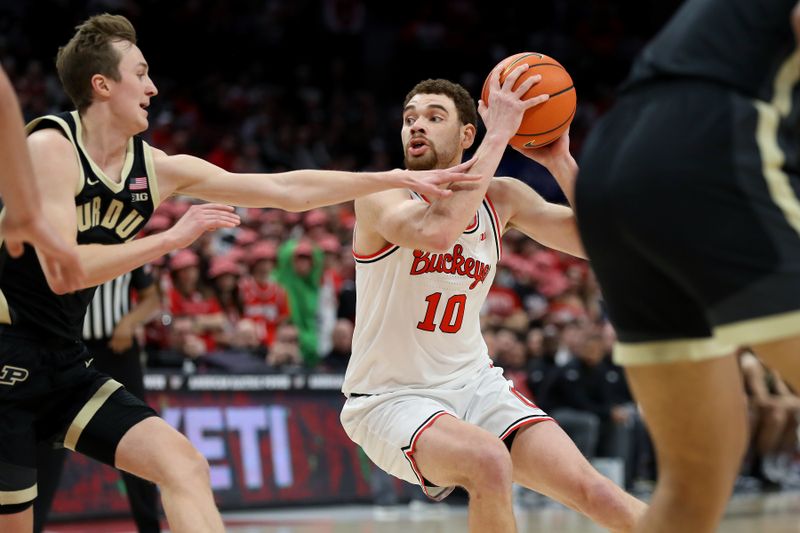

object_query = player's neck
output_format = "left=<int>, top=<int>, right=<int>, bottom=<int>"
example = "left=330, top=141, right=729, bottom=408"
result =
left=78, top=106, right=130, bottom=168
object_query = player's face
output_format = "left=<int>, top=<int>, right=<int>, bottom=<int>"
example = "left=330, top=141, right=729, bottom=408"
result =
left=402, top=94, right=464, bottom=170
left=108, top=41, right=158, bottom=135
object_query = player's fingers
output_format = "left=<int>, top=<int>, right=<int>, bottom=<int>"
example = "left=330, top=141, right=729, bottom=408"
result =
left=425, top=188, right=453, bottom=199
left=477, top=99, right=487, bottom=120
left=452, top=157, right=477, bottom=173
left=523, top=93, right=550, bottom=109
left=513, top=74, right=541, bottom=96
left=5, top=239, right=23, bottom=258
left=195, top=203, right=236, bottom=215
left=501, top=64, right=529, bottom=90
left=489, top=65, right=502, bottom=92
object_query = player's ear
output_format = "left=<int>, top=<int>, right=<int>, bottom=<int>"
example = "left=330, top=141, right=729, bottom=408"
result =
left=461, top=123, right=477, bottom=149
left=90, top=74, right=111, bottom=99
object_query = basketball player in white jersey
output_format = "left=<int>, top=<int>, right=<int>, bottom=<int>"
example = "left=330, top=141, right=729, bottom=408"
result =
left=341, top=71, right=647, bottom=532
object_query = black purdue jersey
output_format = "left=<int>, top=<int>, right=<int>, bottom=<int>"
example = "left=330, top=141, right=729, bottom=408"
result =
left=0, top=111, right=159, bottom=340
left=624, top=0, right=797, bottom=102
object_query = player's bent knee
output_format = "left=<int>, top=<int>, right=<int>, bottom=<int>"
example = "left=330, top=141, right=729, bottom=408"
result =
left=162, top=439, right=210, bottom=487
left=574, top=476, right=624, bottom=517
left=460, top=438, right=513, bottom=492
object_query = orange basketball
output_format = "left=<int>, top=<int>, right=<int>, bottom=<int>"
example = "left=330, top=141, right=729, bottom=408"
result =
left=481, top=52, right=576, bottom=149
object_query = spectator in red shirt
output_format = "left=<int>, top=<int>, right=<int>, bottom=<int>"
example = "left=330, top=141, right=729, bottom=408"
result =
left=240, top=241, right=290, bottom=348
left=168, top=249, right=225, bottom=351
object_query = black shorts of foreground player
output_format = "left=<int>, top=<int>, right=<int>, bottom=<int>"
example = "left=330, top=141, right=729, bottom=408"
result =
left=575, top=1, right=800, bottom=532
left=0, top=13, right=482, bottom=533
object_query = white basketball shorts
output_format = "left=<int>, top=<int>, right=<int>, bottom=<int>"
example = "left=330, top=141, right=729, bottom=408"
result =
left=340, top=364, right=553, bottom=500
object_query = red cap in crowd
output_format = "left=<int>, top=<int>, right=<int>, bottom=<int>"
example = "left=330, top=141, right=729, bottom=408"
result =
left=169, top=249, right=200, bottom=270
left=144, top=214, right=172, bottom=233
left=294, top=240, right=315, bottom=257
left=235, top=228, right=258, bottom=246
left=304, top=209, right=328, bottom=227
left=317, top=234, right=341, bottom=254
left=248, top=241, right=277, bottom=263
left=208, top=256, right=241, bottom=278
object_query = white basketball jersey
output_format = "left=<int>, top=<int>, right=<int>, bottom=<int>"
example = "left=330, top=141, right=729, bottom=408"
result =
left=343, top=193, right=503, bottom=396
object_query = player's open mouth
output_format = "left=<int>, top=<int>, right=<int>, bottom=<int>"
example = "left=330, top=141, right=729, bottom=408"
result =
left=408, top=138, right=429, bottom=156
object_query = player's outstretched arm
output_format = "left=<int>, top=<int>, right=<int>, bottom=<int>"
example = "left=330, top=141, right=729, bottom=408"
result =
left=27, top=129, right=240, bottom=292
left=0, top=67, right=85, bottom=293
left=153, top=149, right=477, bottom=212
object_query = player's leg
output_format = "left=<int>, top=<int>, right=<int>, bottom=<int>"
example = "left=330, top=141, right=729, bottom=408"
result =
left=120, top=470, right=160, bottom=533
left=752, top=336, right=800, bottom=398
left=60, top=373, right=223, bottom=533
left=624, top=355, right=748, bottom=533
left=509, top=421, right=645, bottom=533
left=0, top=506, right=32, bottom=533
left=32, top=444, right=67, bottom=533
left=411, top=414, right=517, bottom=533
left=341, top=392, right=518, bottom=533
left=114, top=416, right=223, bottom=533
left=91, top=342, right=161, bottom=532
left=755, top=401, right=788, bottom=458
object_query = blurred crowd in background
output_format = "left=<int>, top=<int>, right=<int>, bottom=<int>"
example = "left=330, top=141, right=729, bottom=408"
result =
left=3, top=0, right=798, bottom=493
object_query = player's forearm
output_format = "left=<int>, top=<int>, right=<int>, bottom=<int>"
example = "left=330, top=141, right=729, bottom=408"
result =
left=75, top=232, right=178, bottom=289
left=421, top=133, right=506, bottom=246
left=263, top=169, right=410, bottom=211
left=0, top=70, right=43, bottom=220
left=547, top=156, right=578, bottom=207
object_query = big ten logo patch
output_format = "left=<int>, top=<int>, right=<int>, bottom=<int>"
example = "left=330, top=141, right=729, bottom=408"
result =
left=0, top=365, right=29, bottom=386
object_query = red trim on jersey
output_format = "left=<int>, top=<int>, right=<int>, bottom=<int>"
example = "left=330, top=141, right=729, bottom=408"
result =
left=404, top=411, right=454, bottom=499
left=485, top=194, right=503, bottom=259
left=464, top=213, right=479, bottom=232
left=499, top=416, right=555, bottom=441
left=352, top=242, right=396, bottom=260
left=510, top=385, right=540, bottom=409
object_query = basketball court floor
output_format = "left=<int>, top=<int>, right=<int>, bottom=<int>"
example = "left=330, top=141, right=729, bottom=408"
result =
left=42, top=490, right=800, bottom=532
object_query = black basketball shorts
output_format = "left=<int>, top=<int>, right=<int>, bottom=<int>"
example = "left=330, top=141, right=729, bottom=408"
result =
left=576, top=79, right=800, bottom=366
left=0, top=331, right=157, bottom=510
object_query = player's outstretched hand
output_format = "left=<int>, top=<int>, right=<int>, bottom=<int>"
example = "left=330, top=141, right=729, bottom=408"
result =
left=478, top=64, right=550, bottom=141
left=168, top=203, right=241, bottom=249
left=2, top=213, right=85, bottom=294
left=395, top=158, right=480, bottom=199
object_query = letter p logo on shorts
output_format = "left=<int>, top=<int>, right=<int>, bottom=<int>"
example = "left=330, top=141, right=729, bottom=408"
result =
left=0, top=365, right=29, bottom=386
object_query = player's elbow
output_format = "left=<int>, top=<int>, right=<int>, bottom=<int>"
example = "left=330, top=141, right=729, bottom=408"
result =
left=418, top=227, right=458, bottom=253
left=45, top=276, right=73, bottom=295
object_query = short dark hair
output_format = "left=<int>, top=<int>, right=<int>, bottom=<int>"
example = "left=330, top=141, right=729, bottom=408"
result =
left=403, top=79, right=477, bottom=127
left=56, top=13, right=137, bottom=112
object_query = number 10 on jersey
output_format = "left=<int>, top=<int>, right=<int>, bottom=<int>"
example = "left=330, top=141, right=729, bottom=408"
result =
left=417, top=292, right=467, bottom=334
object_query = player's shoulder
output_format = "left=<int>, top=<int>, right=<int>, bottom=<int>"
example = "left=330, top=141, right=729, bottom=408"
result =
left=27, top=127, right=74, bottom=161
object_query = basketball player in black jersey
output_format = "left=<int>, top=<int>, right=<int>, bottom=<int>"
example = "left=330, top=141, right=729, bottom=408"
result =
left=0, top=65, right=83, bottom=293
left=0, top=13, right=481, bottom=533
left=576, top=1, right=800, bottom=531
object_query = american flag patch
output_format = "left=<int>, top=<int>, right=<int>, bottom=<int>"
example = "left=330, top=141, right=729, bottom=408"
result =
left=129, top=176, right=148, bottom=190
